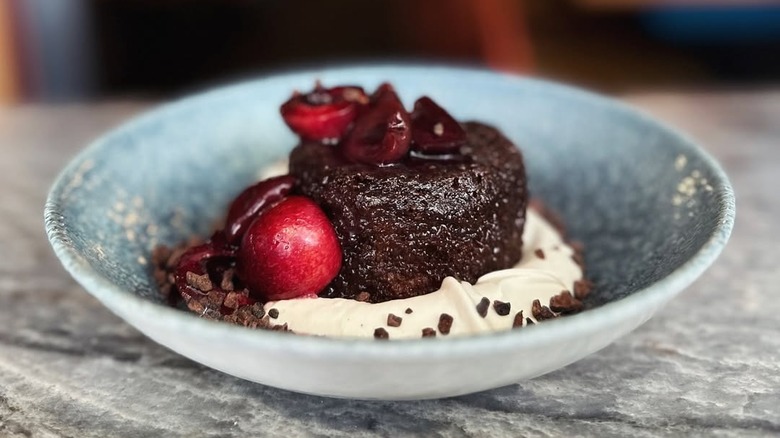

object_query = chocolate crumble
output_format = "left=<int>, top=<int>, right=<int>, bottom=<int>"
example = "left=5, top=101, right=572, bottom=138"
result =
left=532, top=299, right=556, bottom=321
left=374, top=327, right=389, bottom=339
left=526, top=317, right=535, bottom=325
left=387, top=313, right=403, bottom=327
left=422, top=328, right=436, bottom=338
left=438, top=313, right=454, bottom=335
left=534, top=249, right=546, bottom=259
left=512, top=311, right=524, bottom=328
left=220, top=268, right=236, bottom=291
left=476, top=297, right=490, bottom=318
left=268, top=308, right=280, bottom=319
left=405, top=307, right=413, bottom=314
left=223, top=292, right=242, bottom=310
left=356, top=292, right=371, bottom=302
left=186, top=271, right=212, bottom=292
left=493, top=300, right=511, bottom=316
left=549, top=290, right=584, bottom=314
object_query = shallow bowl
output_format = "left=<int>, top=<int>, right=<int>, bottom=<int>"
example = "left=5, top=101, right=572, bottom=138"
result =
left=45, top=65, right=734, bottom=399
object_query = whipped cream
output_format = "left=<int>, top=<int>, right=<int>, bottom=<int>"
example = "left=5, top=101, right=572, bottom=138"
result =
left=263, top=208, right=582, bottom=339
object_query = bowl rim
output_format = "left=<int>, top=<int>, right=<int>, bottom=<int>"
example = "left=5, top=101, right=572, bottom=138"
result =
left=44, top=63, right=735, bottom=359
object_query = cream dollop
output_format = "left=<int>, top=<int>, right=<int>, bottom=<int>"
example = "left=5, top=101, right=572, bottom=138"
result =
left=263, top=208, right=582, bottom=339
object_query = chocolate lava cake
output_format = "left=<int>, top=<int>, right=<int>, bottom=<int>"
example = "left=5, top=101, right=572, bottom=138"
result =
left=290, top=121, right=528, bottom=303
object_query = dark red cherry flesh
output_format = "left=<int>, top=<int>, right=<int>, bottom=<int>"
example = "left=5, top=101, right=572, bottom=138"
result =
left=224, top=175, right=295, bottom=245
left=410, top=96, right=467, bottom=154
left=340, top=83, right=412, bottom=166
left=280, top=85, right=368, bottom=142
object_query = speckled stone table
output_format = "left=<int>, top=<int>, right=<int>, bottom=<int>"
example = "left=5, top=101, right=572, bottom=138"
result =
left=1, top=91, right=778, bottom=437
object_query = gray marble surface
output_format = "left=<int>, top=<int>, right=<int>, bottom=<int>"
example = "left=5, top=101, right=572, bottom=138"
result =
left=1, top=92, right=778, bottom=437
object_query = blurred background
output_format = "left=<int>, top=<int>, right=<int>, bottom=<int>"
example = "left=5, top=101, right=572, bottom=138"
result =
left=1, top=0, right=780, bottom=104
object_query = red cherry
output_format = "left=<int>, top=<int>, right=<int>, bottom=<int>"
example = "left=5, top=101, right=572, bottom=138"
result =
left=224, top=175, right=295, bottom=245
left=340, top=83, right=412, bottom=165
left=280, top=84, right=368, bottom=142
left=173, top=242, right=236, bottom=300
left=410, top=96, right=466, bottom=154
left=237, top=196, right=342, bottom=301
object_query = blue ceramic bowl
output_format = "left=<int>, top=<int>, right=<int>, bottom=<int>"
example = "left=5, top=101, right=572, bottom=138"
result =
left=45, top=65, right=734, bottom=399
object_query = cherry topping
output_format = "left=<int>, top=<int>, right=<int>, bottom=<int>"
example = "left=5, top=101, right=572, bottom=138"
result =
left=224, top=175, right=295, bottom=245
left=237, top=196, right=342, bottom=301
left=280, top=84, right=368, bottom=142
left=340, top=83, right=412, bottom=166
left=410, top=96, right=467, bottom=154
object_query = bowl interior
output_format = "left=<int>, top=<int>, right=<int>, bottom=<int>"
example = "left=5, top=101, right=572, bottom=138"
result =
left=47, top=66, right=732, bottom=323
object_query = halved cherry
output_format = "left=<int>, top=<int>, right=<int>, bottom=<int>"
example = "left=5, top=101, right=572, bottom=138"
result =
left=340, top=83, right=412, bottom=165
left=280, top=84, right=368, bottom=142
left=173, top=241, right=236, bottom=300
left=224, top=175, right=295, bottom=245
left=410, top=96, right=466, bottom=154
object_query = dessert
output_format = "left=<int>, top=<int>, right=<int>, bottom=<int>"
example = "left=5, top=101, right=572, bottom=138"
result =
left=152, top=82, right=592, bottom=339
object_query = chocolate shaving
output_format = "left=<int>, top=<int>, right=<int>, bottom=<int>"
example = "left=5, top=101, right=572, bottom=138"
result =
left=573, top=279, right=594, bottom=300
left=422, top=328, right=436, bottom=338
left=185, top=271, right=213, bottom=292
left=387, top=313, right=403, bottom=327
left=512, top=311, right=524, bottom=328
left=374, top=327, right=389, bottom=340
left=493, top=300, right=511, bottom=316
left=405, top=308, right=413, bottom=314
left=268, top=308, right=279, bottom=319
left=549, top=290, right=584, bottom=314
left=534, top=249, right=546, bottom=259
left=356, top=292, right=371, bottom=302
left=532, top=299, right=556, bottom=321
left=438, top=313, right=454, bottom=335
left=476, top=297, right=490, bottom=318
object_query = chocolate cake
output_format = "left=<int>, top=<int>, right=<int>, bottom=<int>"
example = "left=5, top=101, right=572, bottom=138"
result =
left=290, top=121, right=528, bottom=302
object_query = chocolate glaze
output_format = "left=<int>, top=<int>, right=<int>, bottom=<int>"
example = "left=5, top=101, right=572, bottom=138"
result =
left=289, top=122, right=528, bottom=303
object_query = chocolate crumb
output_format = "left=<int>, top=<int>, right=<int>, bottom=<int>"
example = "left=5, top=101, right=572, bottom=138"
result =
left=512, top=311, right=524, bottom=328
left=476, top=297, right=490, bottom=318
left=268, top=308, right=279, bottom=319
left=387, top=313, right=403, bottom=327
left=223, top=292, right=242, bottom=309
left=526, top=317, right=535, bottom=325
left=534, top=248, right=546, bottom=259
left=405, top=308, right=413, bottom=314
left=550, top=290, right=584, bottom=314
left=374, top=327, right=389, bottom=339
left=185, top=271, right=213, bottom=292
left=249, top=303, right=266, bottom=319
left=356, top=292, right=371, bottom=302
left=532, top=299, right=557, bottom=321
left=438, top=313, right=454, bottom=335
left=422, top=328, right=436, bottom=338
left=493, top=300, right=511, bottom=316
left=574, top=279, right=594, bottom=300
left=271, top=323, right=289, bottom=332
left=220, top=268, right=236, bottom=291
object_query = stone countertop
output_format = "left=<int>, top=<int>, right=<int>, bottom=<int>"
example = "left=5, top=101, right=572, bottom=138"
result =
left=1, top=92, right=778, bottom=438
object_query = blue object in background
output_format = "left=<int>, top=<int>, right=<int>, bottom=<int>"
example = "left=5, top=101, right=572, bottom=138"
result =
left=641, top=5, right=780, bottom=44
left=17, top=0, right=96, bottom=101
